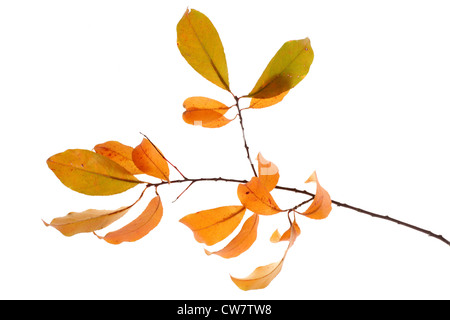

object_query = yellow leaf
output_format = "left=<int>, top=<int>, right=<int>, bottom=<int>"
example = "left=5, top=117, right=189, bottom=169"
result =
left=249, top=90, right=289, bottom=109
left=247, top=38, right=314, bottom=99
left=301, top=171, right=332, bottom=219
left=256, top=153, right=280, bottom=192
left=177, top=9, right=230, bottom=92
left=230, top=219, right=300, bottom=290
left=237, top=177, right=282, bottom=215
left=182, top=97, right=232, bottom=128
left=179, top=206, right=246, bottom=246
left=47, top=149, right=141, bottom=196
left=205, top=213, right=259, bottom=258
left=132, top=138, right=170, bottom=181
left=96, top=195, right=163, bottom=245
left=43, top=206, right=130, bottom=237
left=94, top=141, right=143, bottom=175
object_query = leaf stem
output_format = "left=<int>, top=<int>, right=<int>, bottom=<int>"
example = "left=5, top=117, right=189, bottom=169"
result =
left=234, top=96, right=258, bottom=177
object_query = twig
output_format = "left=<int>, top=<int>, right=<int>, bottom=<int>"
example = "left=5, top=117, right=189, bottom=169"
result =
left=234, top=96, right=258, bottom=177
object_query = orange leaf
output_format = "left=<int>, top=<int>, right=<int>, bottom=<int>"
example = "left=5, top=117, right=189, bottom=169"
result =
left=94, top=141, right=143, bottom=175
left=249, top=90, right=289, bottom=109
left=301, top=171, right=332, bottom=219
left=270, top=220, right=301, bottom=243
left=237, top=177, right=282, bottom=215
left=132, top=138, right=170, bottom=181
left=95, top=195, right=163, bottom=245
left=256, top=153, right=280, bottom=192
left=230, top=219, right=299, bottom=290
left=43, top=206, right=130, bottom=237
left=205, top=213, right=259, bottom=259
left=179, top=206, right=246, bottom=246
left=182, top=97, right=232, bottom=128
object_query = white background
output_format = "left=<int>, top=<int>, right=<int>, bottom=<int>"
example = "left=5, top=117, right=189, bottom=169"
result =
left=1, top=0, right=449, bottom=299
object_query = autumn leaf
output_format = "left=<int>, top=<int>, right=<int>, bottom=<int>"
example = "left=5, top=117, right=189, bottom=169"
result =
left=247, top=38, right=314, bottom=99
left=132, top=138, right=170, bottom=181
left=237, top=177, right=282, bottom=215
left=205, top=213, right=259, bottom=259
left=179, top=206, right=246, bottom=246
left=43, top=206, right=130, bottom=237
left=177, top=9, right=230, bottom=92
left=270, top=220, right=301, bottom=243
left=182, top=96, right=232, bottom=128
left=47, top=149, right=141, bottom=196
left=95, top=195, right=163, bottom=245
left=94, top=141, right=143, bottom=175
left=230, top=218, right=300, bottom=290
left=257, top=153, right=280, bottom=192
left=301, top=171, right=332, bottom=219
left=249, top=90, right=290, bottom=109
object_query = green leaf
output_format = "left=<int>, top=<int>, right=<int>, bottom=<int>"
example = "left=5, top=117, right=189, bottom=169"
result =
left=47, top=149, right=141, bottom=196
left=177, top=8, right=230, bottom=92
left=247, top=38, right=314, bottom=99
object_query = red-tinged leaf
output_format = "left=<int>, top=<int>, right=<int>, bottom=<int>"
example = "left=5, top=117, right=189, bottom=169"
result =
left=230, top=219, right=299, bottom=290
left=205, top=213, right=259, bottom=259
left=257, top=153, right=279, bottom=192
left=95, top=195, right=163, bottom=245
left=132, top=138, right=170, bottom=181
left=47, top=149, right=141, bottom=196
left=94, top=141, right=143, bottom=175
left=177, top=9, right=230, bottom=92
left=301, top=171, right=332, bottom=219
left=179, top=206, right=246, bottom=246
left=237, top=177, right=282, bottom=215
left=182, top=96, right=233, bottom=128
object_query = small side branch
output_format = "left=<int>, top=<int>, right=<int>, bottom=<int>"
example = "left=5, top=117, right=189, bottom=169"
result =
left=234, top=96, right=258, bottom=177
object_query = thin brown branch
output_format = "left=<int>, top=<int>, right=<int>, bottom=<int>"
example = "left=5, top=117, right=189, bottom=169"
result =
left=144, top=176, right=450, bottom=247
left=234, top=96, right=258, bottom=177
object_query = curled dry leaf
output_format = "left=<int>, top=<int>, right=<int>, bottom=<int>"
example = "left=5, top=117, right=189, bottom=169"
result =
left=247, top=38, right=314, bottom=99
left=180, top=205, right=246, bottom=246
left=132, top=138, right=170, bottom=181
left=205, top=213, right=259, bottom=259
left=270, top=220, right=301, bottom=243
left=177, top=8, right=230, bottom=92
left=237, top=177, right=282, bottom=215
left=256, top=153, right=280, bottom=192
left=47, top=149, right=141, bottom=196
left=230, top=218, right=300, bottom=291
left=182, top=96, right=232, bottom=128
left=43, top=206, right=131, bottom=237
left=301, top=171, right=332, bottom=219
left=94, top=141, right=143, bottom=175
left=95, top=195, right=163, bottom=245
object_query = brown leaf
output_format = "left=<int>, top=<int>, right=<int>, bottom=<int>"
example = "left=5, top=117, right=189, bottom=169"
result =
left=94, top=141, right=143, bottom=175
left=270, top=220, right=301, bottom=243
left=179, top=206, right=246, bottom=246
left=301, top=171, right=332, bottom=219
left=132, top=138, right=170, bottom=181
left=205, top=213, right=259, bottom=258
left=230, top=218, right=300, bottom=290
left=257, top=153, right=280, bottom=192
left=237, top=177, right=282, bottom=215
left=95, top=195, right=163, bottom=245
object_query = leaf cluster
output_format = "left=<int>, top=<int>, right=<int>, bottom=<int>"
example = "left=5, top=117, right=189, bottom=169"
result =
left=44, top=8, right=330, bottom=290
